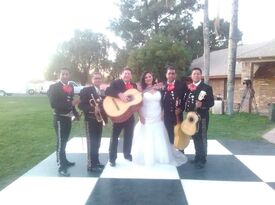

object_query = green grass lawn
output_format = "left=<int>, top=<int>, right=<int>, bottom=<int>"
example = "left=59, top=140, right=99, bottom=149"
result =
left=208, top=112, right=275, bottom=140
left=0, top=95, right=274, bottom=190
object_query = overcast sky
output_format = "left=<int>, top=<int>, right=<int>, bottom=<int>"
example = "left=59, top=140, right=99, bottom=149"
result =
left=0, top=0, right=274, bottom=87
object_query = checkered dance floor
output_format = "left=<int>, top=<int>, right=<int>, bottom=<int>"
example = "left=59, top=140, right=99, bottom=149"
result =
left=1, top=137, right=275, bottom=205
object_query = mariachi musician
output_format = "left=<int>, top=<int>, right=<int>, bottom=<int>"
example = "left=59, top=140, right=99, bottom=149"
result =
left=183, top=67, right=214, bottom=169
left=78, top=72, right=108, bottom=172
left=48, top=68, right=80, bottom=177
left=162, top=66, right=187, bottom=149
left=105, top=67, right=137, bottom=167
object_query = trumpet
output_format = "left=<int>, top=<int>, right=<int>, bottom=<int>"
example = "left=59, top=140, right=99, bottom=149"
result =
left=89, top=94, right=106, bottom=126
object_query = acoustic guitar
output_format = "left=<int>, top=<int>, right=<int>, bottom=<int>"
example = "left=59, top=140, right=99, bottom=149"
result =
left=180, top=90, right=206, bottom=136
left=174, top=114, right=190, bottom=150
left=103, top=88, right=142, bottom=123
left=180, top=112, right=200, bottom=136
left=173, top=98, right=190, bottom=149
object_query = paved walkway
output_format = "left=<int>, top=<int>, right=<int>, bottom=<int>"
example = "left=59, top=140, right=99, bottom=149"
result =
left=263, top=128, right=275, bottom=144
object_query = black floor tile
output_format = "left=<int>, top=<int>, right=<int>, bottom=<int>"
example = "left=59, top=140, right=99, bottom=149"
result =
left=219, top=139, right=275, bottom=155
left=267, top=182, right=275, bottom=190
left=86, top=178, right=188, bottom=205
left=177, top=155, right=262, bottom=181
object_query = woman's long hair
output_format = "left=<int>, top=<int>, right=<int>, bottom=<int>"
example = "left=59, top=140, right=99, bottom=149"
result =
left=140, top=71, right=156, bottom=91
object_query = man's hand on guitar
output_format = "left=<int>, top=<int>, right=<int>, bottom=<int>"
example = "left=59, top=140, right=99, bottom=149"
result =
left=118, top=93, right=129, bottom=102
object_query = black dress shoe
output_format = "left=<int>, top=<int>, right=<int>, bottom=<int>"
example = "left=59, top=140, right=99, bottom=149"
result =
left=109, top=161, right=116, bottom=167
left=195, top=161, right=205, bottom=169
left=179, top=150, right=185, bottom=154
left=87, top=166, right=103, bottom=172
left=189, top=159, right=198, bottom=164
left=65, top=161, right=75, bottom=167
left=58, top=169, right=70, bottom=177
left=96, top=164, right=105, bottom=169
left=125, top=155, right=132, bottom=161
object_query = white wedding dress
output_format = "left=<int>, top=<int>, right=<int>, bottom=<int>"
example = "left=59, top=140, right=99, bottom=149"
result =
left=132, top=90, right=187, bottom=166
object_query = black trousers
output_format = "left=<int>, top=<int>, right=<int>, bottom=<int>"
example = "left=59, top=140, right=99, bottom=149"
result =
left=164, top=115, right=175, bottom=144
left=54, top=115, right=72, bottom=169
left=109, top=115, right=135, bottom=162
left=192, top=116, right=209, bottom=163
left=85, top=118, right=102, bottom=168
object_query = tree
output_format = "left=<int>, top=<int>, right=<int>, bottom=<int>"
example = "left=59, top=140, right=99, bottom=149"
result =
left=110, top=0, right=200, bottom=49
left=190, top=18, right=242, bottom=59
left=203, top=0, right=210, bottom=84
left=226, top=0, right=239, bottom=115
left=127, top=34, right=191, bottom=82
left=109, top=48, right=130, bottom=80
left=45, top=30, right=111, bottom=85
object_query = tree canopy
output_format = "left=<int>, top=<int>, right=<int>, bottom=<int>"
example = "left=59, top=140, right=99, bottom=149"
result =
left=190, top=18, right=242, bottom=58
left=45, top=30, right=110, bottom=85
left=45, top=1, right=243, bottom=84
left=128, top=34, right=191, bottom=82
left=110, top=0, right=200, bottom=49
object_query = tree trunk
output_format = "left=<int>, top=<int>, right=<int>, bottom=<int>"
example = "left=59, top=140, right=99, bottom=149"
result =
left=226, top=0, right=239, bottom=115
left=203, top=0, right=210, bottom=85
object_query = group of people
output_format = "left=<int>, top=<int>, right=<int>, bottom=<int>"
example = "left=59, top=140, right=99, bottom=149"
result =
left=47, top=66, right=214, bottom=177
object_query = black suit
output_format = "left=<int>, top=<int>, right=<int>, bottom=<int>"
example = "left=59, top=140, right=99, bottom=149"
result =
left=48, top=81, right=79, bottom=171
left=78, top=86, right=108, bottom=169
left=184, top=81, right=214, bottom=163
left=105, top=79, right=137, bottom=163
left=162, top=80, right=187, bottom=144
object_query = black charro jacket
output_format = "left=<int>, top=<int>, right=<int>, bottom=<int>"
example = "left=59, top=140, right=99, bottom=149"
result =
left=78, top=85, right=108, bottom=122
left=47, top=81, right=79, bottom=117
left=184, top=81, right=214, bottom=119
left=162, top=80, right=187, bottom=125
left=105, top=79, right=137, bottom=97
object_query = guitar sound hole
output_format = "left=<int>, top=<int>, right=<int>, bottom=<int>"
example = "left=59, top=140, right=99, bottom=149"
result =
left=189, top=117, right=194, bottom=123
left=127, top=95, right=133, bottom=101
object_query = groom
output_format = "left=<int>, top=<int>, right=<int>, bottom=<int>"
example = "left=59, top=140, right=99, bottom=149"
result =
left=105, top=67, right=137, bottom=167
left=162, top=65, right=187, bottom=149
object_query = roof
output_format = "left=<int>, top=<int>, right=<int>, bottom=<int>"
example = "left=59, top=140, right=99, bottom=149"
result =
left=190, top=39, right=275, bottom=77
left=237, top=39, right=275, bottom=60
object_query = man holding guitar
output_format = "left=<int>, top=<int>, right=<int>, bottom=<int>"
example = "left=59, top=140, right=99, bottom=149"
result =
left=162, top=66, right=187, bottom=151
left=105, top=68, right=137, bottom=167
left=183, top=67, right=214, bottom=169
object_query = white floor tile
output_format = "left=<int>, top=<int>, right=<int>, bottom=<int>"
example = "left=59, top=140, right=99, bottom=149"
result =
left=184, top=139, right=233, bottom=155
left=101, top=154, right=180, bottom=180
left=0, top=176, right=97, bottom=205
left=236, top=155, right=275, bottom=182
left=66, top=137, right=110, bottom=153
left=181, top=179, right=275, bottom=205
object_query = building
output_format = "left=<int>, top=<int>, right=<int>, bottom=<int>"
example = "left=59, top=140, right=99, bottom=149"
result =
left=191, top=39, right=275, bottom=114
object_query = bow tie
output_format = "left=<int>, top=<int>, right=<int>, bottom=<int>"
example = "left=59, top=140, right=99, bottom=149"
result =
left=167, top=83, right=175, bottom=91
left=125, top=82, right=133, bottom=90
left=188, top=84, right=197, bottom=92
left=63, top=85, right=72, bottom=94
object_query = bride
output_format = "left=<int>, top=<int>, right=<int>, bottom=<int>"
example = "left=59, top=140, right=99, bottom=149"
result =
left=132, top=71, right=187, bottom=166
